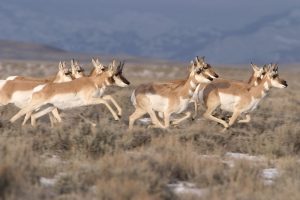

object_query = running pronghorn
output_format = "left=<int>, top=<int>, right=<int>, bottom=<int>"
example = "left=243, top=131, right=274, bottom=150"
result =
left=23, top=58, right=124, bottom=126
left=191, top=63, right=267, bottom=119
left=10, top=60, right=130, bottom=125
left=0, top=62, right=73, bottom=125
left=201, top=64, right=287, bottom=130
left=128, top=57, right=219, bottom=129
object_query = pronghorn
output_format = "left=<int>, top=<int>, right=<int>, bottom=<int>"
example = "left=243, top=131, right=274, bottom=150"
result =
left=191, top=63, right=267, bottom=119
left=0, top=62, right=73, bottom=124
left=10, top=60, right=130, bottom=125
left=22, top=58, right=122, bottom=126
left=20, top=58, right=124, bottom=126
left=128, top=57, right=219, bottom=129
left=201, top=64, right=287, bottom=130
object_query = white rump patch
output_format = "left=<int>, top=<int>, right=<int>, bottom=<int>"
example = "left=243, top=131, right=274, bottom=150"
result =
left=0, top=80, right=7, bottom=90
left=6, top=76, right=17, bottom=80
left=33, top=84, right=46, bottom=93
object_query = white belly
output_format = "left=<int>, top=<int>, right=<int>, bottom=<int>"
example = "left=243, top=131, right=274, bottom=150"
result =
left=50, top=93, right=86, bottom=109
left=11, top=90, right=34, bottom=108
left=174, top=97, right=190, bottom=114
left=241, top=97, right=261, bottom=113
left=146, top=94, right=169, bottom=112
left=219, top=93, right=240, bottom=112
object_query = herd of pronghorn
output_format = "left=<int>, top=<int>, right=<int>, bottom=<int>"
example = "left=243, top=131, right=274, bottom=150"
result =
left=0, top=56, right=288, bottom=131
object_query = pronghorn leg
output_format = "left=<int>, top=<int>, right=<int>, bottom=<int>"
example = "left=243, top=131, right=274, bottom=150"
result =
left=51, top=108, right=62, bottom=123
left=238, top=114, right=251, bottom=123
left=228, top=110, right=241, bottom=127
left=146, top=108, right=165, bottom=128
left=22, top=111, right=33, bottom=126
left=163, top=112, right=170, bottom=128
left=31, top=106, right=56, bottom=126
left=203, top=103, right=228, bottom=128
left=102, top=95, right=122, bottom=117
left=10, top=103, right=42, bottom=123
left=89, top=98, right=120, bottom=120
left=129, top=107, right=147, bottom=130
left=171, top=111, right=192, bottom=126
left=192, top=101, right=198, bottom=120
left=49, top=113, right=56, bottom=127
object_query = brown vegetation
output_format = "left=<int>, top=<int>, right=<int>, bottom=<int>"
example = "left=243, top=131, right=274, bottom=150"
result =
left=0, top=60, right=299, bottom=199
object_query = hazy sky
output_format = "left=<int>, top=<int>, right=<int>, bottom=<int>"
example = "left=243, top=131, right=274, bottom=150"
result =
left=1, top=0, right=300, bottom=63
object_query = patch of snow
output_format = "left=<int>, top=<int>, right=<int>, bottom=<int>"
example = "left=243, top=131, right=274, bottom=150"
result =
left=168, top=181, right=208, bottom=198
left=138, top=117, right=152, bottom=124
left=225, top=152, right=266, bottom=162
left=261, top=168, right=279, bottom=185
left=40, top=172, right=67, bottom=187
left=40, top=177, right=57, bottom=187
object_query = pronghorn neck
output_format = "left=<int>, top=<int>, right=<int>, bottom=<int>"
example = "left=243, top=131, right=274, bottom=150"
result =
left=180, top=75, right=199, bottom=99
left=92, top=74, right=113, bottom=89
left=249, top=77, right=270, bottom=98
left=247, top=72, right=260, bottom=86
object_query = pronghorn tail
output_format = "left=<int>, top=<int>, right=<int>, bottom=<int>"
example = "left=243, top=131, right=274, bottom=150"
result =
left=130, top=89, right=137, bottom=106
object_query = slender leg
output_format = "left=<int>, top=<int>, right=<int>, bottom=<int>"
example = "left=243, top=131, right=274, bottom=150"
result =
left=10, top=102, right=42, bottom=123
left=146, top=107, right=164, bottom=128
left=51, top=108, right=62, bottom=123
left=129, top=107, right=147, bottom=130
left=31, top=106, right=56, bottom=126
left=88, top=98, right=120, bottom=120
left=22, top=111, right=33, bottom=126
left=192, top=101, right=198, bottom=120
left=171, top=111, right=192, bottom=126
left=164, top=112, right=170, bottom=128
left=228, top=110, right=241, bottom=127
left=238, top=114, right=251, bottom=123
left=203, top=103, right=229, bottom=128
left=102, top=95, right=122, bottom=117
left=49, top=113, right=56, bottom=127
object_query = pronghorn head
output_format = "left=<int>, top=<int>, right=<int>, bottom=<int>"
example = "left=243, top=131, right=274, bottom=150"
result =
left=71, top=59, right=85, bottom=78
left=265, top=64, right=288, bottom=88
left=251, top=63, right=264, bottom=78
left=195, top=56, right=219, bottom=79
left=56, top=61, right=73, bottom=82
left=107, top=60, right=130, bottom=87
left=92, top=58, right=106, bottom=75
left=189, top=60, right=213, bottom=83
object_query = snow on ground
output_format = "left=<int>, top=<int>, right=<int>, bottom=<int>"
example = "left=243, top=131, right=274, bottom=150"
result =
left=167, top=181, right=209, bottom=198
left=261, top=168, right=280, bottom=185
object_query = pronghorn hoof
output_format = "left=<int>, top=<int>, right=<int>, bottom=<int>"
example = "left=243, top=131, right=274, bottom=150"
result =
left=117, top=114, right=122, bottom=118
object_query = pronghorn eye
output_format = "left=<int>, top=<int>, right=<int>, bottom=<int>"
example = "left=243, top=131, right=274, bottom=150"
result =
left=272, top=74, right=278, bottom=79
left=196, top=70, right=202, bottom=74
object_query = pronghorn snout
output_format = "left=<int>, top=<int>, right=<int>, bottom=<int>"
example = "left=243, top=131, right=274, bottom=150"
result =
left=281, top=80, right=288, bottom=88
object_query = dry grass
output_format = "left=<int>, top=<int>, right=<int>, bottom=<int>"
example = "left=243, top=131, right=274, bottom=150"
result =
left=0, top=60, right=299, bottom=200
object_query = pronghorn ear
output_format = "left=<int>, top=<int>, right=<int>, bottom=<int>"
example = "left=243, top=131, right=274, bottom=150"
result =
left=250, top=62, right=259, bottom=71
left=190, top=60, right=196, bottom=72
left=92, top=58, right=98, bottom=67
left=58, top=61, right=63, bottom=70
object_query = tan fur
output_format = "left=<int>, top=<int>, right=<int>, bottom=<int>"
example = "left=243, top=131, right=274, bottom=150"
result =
left=202, top=64, right=287, bottom=130
left=192, top=63, right=266, bottom=119
left=129, top=57, right=218, bottom=129
left=10, top=61, right=130, bottom=124
left=0, top=62, right=73, bottom=125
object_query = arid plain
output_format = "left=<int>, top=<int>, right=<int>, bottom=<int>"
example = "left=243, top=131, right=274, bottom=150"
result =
left=0, top=59, right=299, bottom=200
